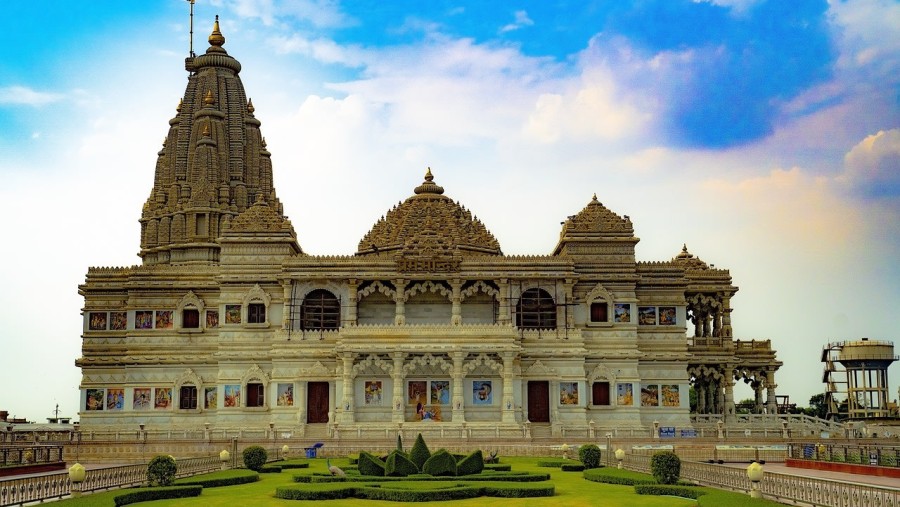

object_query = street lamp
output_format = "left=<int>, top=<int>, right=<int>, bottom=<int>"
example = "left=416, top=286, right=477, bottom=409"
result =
left=68, top=463, right=86, bottom=497
left=219, top=449, right=230, bottom=470
left=615, top=448, right=625, bottom=469
left=746, top=461, right=764, bottom=499
left=282, top=444, right=290, bottom=460
left=560, top=443, right=570, bottom=460
left=605, top=433, right=612, bottom=467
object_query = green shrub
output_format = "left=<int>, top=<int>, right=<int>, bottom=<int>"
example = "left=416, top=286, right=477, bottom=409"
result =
left=650, top=450, right=681, bottom=484
left=457, top=450, right=484, bottom=476
left=275, top=483, right=358, bottom=500
left=397, top=433, right=403, bottom=452
left=879, top=454, right=897, bottom=467
left=410, top=433, right=432, bottom=470
left=260, top=465, right=282, bottom=473
left=422, top=449, right=458, bottom=476
left=635, top=484, right=703, bottom=499
left=536, top=459, right=573, bottom=467
left=484, top=463, right=511, bottom=472
left=480, top=482, right=556, bottom=498
left=583, top=467, right=657, bottom=486
left=385, top=450, right=419, bottom=477
left=358, top=451, right=385, bottom=476
left=561, top=463, right=585, bottom=472
left=147, top=455, right=177, bottom=487
left=242, top=445, right=268, bottom=471
left=114, top=486, right=202, bottom=506
left=578, top=444, right=602, bottom=469
left=175, top=469, right=259, bottom=488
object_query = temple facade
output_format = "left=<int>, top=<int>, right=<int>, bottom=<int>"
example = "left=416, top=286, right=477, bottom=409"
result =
left=76, top=20, right=781, bottom=438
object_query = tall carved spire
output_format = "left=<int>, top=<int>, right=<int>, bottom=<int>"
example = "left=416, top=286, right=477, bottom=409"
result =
left=139, top=17, right=293, bottom=265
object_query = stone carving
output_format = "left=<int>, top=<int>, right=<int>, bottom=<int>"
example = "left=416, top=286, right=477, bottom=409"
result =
left=560, top=194, right=633, bottom=234
left=352, top=354, right=393, bottom=376
left=464, top=353, right=503, bottom=374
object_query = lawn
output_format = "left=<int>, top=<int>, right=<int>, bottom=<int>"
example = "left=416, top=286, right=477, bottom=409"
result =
left=49, top=457, right=778, bottom=507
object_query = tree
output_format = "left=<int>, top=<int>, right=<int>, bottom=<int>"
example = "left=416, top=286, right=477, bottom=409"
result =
left=804, top=393, right=828, bottom=420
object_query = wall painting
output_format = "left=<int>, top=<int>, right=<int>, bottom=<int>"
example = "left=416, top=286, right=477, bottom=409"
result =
left=154, top=388, right=172, bottom=409
left=85, top=389, right=104, bottom=411
left=88, top=312, right=107, bottom=330
left=617, top=383, right=633, bottom=406
left=277, top=383, right=294, bottom=406
left=560, top=382, right=579, bottom=405
left=204, top=387, right=217, bottom=409
left=641, top=384, right=659, bottom=407
left=472, top=380, right=492, bottom=405
left=133, top=388, right=151, bottom=410
left=614, top=304, right=631, bottom=323
left=364, top=381, right=382, bottom=406
left=106, top=388, right=124, bottom=410
left=224, top=385, right=240, bottom=407
left=662, top=385, right=680, bottom=407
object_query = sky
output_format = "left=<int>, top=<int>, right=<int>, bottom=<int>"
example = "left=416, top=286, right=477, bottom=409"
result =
left=0, top=0, right=898, bottom=423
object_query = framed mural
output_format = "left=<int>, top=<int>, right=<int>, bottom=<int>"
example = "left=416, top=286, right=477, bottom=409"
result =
left=89, top=312, right=107, bottom=330
left=661, top=385, right=680, bottom=407
left=659, top=307, right=676, bottom=326
left=106, top=388, right=124, bottom=410
left=364, top=381, right=383, bottom=406
left=204, top=387, right=217, bottom=409
left=110, top=311, right=127, bottom=330
left=135, top=311, right=153, bottom=329
left=614, top=304, right=631, bottom=323
left=638, top=307, right=656, bottom=325
left=277, top=383, right=294, bottom=406
left=641, top=384, right=659, bottom=407
left=206, top=310, right=219, bottom=328
left=560, top=382, right=579, bottom=405
left=155, top=310, right=173, bottom=329
left=133, top=388, right=151, bottom=410
left=472, top=380, right=492, bottom=405
left=225, top=305, right=241, bottom=324
left=617, top=383, right=633, bottom=406
left=407, top=381, right=427, bottom=406
left=430, top=380, right=450, bottom=405
left=154, top=388, right=172, bottom=409
left=85, top=389, right=104, bottom=411
left=224, top=385, right=241, bottom=407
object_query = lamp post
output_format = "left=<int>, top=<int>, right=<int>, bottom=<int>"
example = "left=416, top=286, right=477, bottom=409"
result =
left=560, top=443, right=570, bottom=460
left=269, top=422, right=275, bottom=459
left=605, top=433, right=612, bottom=467
left=73, top=422, right=80, bottom=461
left=68, top=463, right=86, bottom=497
left=746, top=461, right=764, bottom=499
left=219, top=449, right=230, bottom=471
left=282, top=444, right=290, bottom=460
left=615, top=448, right=625, bottom=469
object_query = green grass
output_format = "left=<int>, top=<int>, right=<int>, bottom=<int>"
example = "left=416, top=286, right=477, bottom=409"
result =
left=49, top=457, right=789, bottom=507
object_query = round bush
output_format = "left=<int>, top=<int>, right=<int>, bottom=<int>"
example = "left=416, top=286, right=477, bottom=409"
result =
left=578, top=444, right=602, bottom=469
left=242, top=445, right=268, bottom=471
left=650, top=451, right=681, bottom=485
left=147, top=455, right=177, bottom=486
left=422, top=449, right=458, bottom=476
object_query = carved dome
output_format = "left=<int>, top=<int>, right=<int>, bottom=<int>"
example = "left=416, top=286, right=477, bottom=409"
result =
left=356, top=169, right=502, bottom=257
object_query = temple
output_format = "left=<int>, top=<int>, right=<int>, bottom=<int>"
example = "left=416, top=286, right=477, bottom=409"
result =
left=76, top=19, right=782, bottom=439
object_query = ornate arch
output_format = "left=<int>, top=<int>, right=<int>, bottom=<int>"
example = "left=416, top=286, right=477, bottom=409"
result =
left=353, top=354, right=394, bottom=376
left=585, top=283, right=614, bottom=306
left=357, top=280, right=396, bottom=300
left=523, top=359, right=558, bottom=377
left=464, top=353, right=502, bottom=374
left=176, top=291, right=205, bottom=314
left=404, top=280, right=452, bottom=300
left=587, top=364, right=617, bottom=383
left=243, top=284, right=271, bottom=306
left=403, top=354, right=452, bottom=375
left=688, top=364, right=724, bottom=382
left=241, top=364, right=270, bottom=385
left=174, top=368, right=202, bottom=390
left=460, top=281, right=499, bottom=301
left=300, top=361, right=334, bottom=378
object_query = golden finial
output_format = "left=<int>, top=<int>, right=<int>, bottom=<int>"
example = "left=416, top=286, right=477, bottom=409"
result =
left=414, top=167, right=444, bottom=195
left=208, top=15, right=225, bottom=47
left=202, top=123, right=211, bottom=137
left=261, top=137, right=267, bottom=147
left=204, top=90, right=215, bottom=106
left=247, top=98, right=255, bottom=114
left=425, top=167, right=434, bottom=182
left=176, top=98, right=183, bottom=112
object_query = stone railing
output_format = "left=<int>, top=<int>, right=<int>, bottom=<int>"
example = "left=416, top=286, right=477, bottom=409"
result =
left=0, top=445, right=65, bottom=467
left=0, top=456, right=220, bottom=507
left=624, top=453, right=900, bottom=507
left=789, top=441, right=900, bottom=468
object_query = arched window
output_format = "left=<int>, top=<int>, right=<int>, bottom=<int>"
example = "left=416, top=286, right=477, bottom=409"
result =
left=301, top=289, right=341, bottom=330
left=516, top=288, right=556, bottom=329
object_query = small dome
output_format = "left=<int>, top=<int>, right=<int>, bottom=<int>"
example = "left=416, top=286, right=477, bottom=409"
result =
left=357, top=169, right=502, bottom=257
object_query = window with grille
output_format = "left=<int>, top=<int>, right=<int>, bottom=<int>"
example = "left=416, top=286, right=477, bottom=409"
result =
left=247, top=383, right=264, bottom=407
left=516, top=288, right=556, bottom=329
left=182, top=309, right=200, bottom=328
left=300, top=289, right=341, bottom=330
left=180, top=385, right=198, bottom=410
left=248, top=303, right=266, bottom=324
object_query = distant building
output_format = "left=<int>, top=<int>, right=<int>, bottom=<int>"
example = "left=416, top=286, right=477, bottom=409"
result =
left=75, top=19, right=782, bottom=438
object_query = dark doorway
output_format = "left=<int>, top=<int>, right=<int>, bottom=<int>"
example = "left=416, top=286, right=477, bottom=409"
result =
left=527, top=381, right=550, bottom=422
left=307, top=382, right=329, bottom=423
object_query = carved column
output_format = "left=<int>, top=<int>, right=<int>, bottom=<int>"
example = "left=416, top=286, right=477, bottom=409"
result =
left=501, top=352, right=516, bottom=423
left=723, top=368, right=736, bottom=423
left=394, top=279, right=407, bottom=325
left=564, top=279, right=574, bottom=330
left=721, top=295, right=733, bottom=338
left=392, top=352, right=406, bottom=423
left=347, top=279, right=358, bottom=326
left=450, top=279, right=462, bottom=326
left=766, top=371, right=778, bottom=415
left=282, top=281, right=292, bottom=330
left=341, top=354, right=355, bottom=423
left=297, top=381, right=307, bottom=427
left=497, top=279, right=510, bottom=325
left=697, top=382, right=707, bottom=414
left=753, top=380, right=764, bottom=414
left=451, top=351, right=466, bottom=422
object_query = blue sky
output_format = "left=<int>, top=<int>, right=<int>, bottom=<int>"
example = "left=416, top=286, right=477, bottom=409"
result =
left=1, top=0, right=898, bottom=422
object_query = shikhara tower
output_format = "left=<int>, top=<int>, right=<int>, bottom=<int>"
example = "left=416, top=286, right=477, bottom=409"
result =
left=77, top=19, right=781, bottom=450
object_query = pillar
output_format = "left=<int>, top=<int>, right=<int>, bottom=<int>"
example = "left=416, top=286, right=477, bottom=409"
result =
left=451, top=351, right=466, bottom=422
left=564, top=280, right=574, bottom=330
left=450, top=279, right=462, bottom=325
left=766, top=371, right=778, bottom=415
left=394, top=279, right=407, bottom=325
left=392, top=352, right=406, bottom=422
left=347, top=279, right=358, bottom=326
left=723, top=369, right=736, bottom=423
left=501, top=352, right=516, bottom=422
left=297, top=381, right=307, bottom=426
left=753, top=380, right=764, bottom=414
left=697, top=383, right=707, bottom=414
left=340, top=354, right=355, bottom=423
left=721, top=295, right=733, bottom=338
left=282, top=281, right=292, bottom=330
left=497, top=279, right=510, bottom=325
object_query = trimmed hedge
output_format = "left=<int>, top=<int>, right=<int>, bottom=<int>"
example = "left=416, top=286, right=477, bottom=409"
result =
left=385, top=450, right=419, bottom=477
left=583, top=467, right=657, bottom=486
left=635, top=484, right=704, bottom=499
left=358, top=451, right=385, bottom=477
left=175, top=470, right=259, bottom=488
left=260, top=465, right=282, bottom=473
left=650, top=451, right=681, bottom=485
left=410, top=433, right=432, bottom=470
left=578, top=444, right=602, bottom=469
left=242, top=446, right=268, bottom=472
left=561, top=464, right=585, bottom=472
left=457, top=450, right=485, bottom=476
left=147, top=455, right=177, bottom=487
left=276, top=480, right=555, bottom=501
left=536, top=459, right=577, bottom=468
left=484, top=463, right=511, bottom=472
left=423, top=449, right=458, bottom=476
left=114, top=486, right=202, bottom=506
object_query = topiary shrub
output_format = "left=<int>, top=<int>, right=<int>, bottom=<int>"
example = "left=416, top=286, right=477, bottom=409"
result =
left=650, top=451, right=681, bottom=485
left=358, top=451, right=385, bottom=476
left=242, top=445, right=268, bottom=472
left=114, top=486, right=202, bottom=506
left=422, top=449, right=458, bottom=476
left=410, top=433, right=432, bottom=471
left=385, top=450, right=419, bottom=477
left=147, top=455, right=177, bottom=486
left=578, top=444, right=602, bottom=469
left=457, top=450, right=484, bottom=476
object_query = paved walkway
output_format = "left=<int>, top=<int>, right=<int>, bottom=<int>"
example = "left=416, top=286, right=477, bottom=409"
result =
left=724, top=462, right=900, bottom=489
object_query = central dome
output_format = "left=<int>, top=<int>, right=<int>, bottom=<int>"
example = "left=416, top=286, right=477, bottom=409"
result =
left=356, top=169, right=502, bottom=257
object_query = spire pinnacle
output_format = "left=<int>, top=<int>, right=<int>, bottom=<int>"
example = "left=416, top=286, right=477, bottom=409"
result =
left=203, top=90, right=215, bottom=106
left=208, top=15, right=225, bottom=48
left=247, top=98, right=255, bottom=114
left=414, top=167, right=444, bottom=195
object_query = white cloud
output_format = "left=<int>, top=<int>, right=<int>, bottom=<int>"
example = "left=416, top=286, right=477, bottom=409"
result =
left=839, top=129, right=900, bottom=197
left=0, top=86, right=64, bottom=106
left=500, top=10, right=534, bottom=33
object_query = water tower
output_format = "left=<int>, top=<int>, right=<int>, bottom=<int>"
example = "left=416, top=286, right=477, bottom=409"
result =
left=823, top=338, right=897, bottom=420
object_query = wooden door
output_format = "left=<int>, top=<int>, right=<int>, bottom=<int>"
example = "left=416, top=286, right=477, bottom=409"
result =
left=307, top=382, right=329, bottom=423
left=527, top=381, right=550, bottom=422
